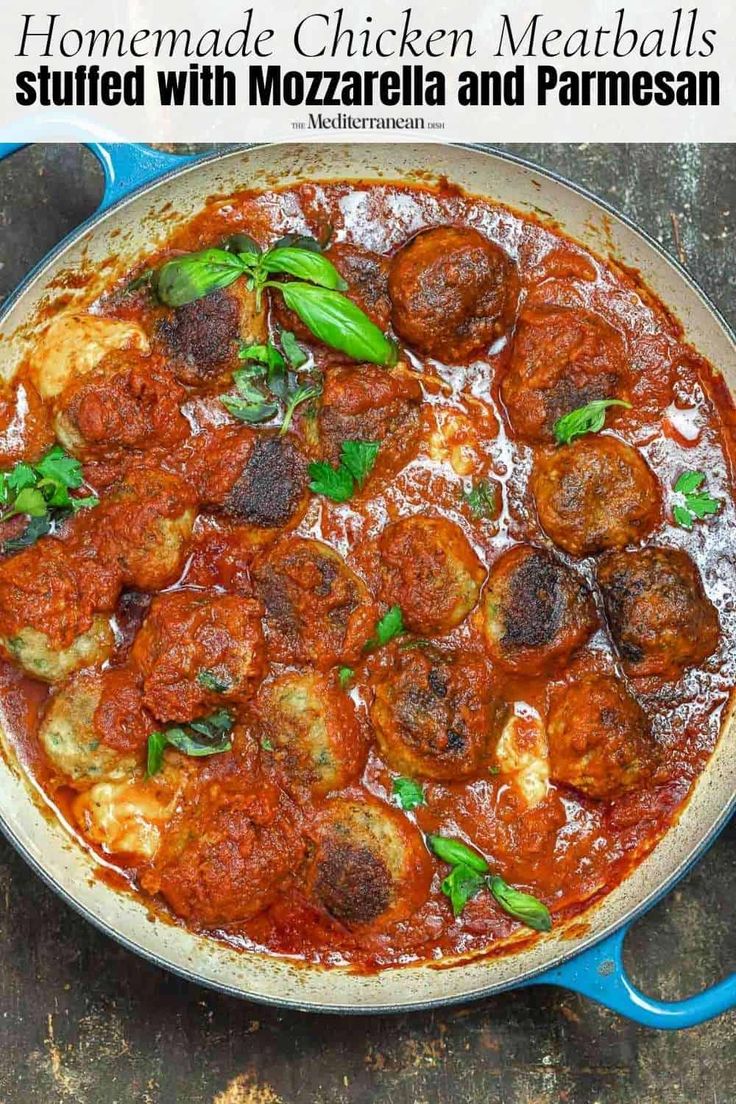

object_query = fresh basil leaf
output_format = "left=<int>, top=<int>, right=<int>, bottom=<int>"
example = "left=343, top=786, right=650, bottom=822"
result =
left=553, top=399, right=631, bottom=446
left=487, top=875, right=552, bottom=932
left=280, top=382, right=322, bottom=437
left=146, top=710, right=234, bottom=776
left=1, top=512, right=52, bottom=553
left=70, top=495, right=99, bottom=513
left=462, top=479, right=497, bottom=519
left=337, top=666, right=354, bottom=689
left=308, top=460, right=354, bottom=503
left=687, top=491, right=721, bottom=519
left=35, top=446, right=83, bottom=489
left=239, top=342, right=287, bottom=398
left=426, top=834, right=489, bottom=874
left=280, top=329, right=308, bottom=369
left=146, top=731, right=168, bottom=777
left=262, top=248, right=347, bottom=291
left=189, top=708, right=233, bottom=736
left=274, top=283, right=398, bottom=367
left=674, top=470, right=705, bottom=495
left=223, top=233, right=261, bottom=256
left=673, top=504, right=693, bottom=530
left=168, top=729, right=231, bottom=757
left=392, top=776, right=425, bottom=811
left=271, top=233, right=323, bottom=253
left=221, top=393, right=279, bottom=424
left=340, top=440, right=379, bottom=488
left=441, top=864, right=486, bottom=917
left=157, top=248, right=248, bottom=308
left=373, top=605, right=405, bottom=648
left=197, top=669, right=232, bottom=693
left=12, top=487, right=47, bottom=517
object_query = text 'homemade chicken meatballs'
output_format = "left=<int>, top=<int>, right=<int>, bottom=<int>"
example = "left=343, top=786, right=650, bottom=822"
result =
left=157, top=280, right=266, bottom=388
left=256, top=671, right=367, bottom=797
left=306, top=796, right=432, bottom=930
left=389, top=226, right=519, bottom=363
left=481, top=545, right=597, bottom=674
left=253, top=537, right=377, bottom=668
left=597, top=546, right=720, bottom=679
left=370, top=646, right=502, bottom=781
left=548, top=674, right=655, bottom=800
left=501, top=305, right=631, bottom=442
left=379, top=515, right=485, bottom=636
left=131, top=589, right=267, bottom=723
left=318, top=363, right=422, bottom=467
left=532, top=436, right=661, bottom=557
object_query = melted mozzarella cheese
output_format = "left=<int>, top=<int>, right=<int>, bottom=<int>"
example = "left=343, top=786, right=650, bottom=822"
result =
left=495, top=703, right=550, bottom=808
left=31, top=313, right=150, bottom=400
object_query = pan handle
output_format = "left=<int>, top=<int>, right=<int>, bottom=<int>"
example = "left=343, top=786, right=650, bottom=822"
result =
left=0, top=141, right=196, bottom=210
left=528, top=921, right=736, bottom=1029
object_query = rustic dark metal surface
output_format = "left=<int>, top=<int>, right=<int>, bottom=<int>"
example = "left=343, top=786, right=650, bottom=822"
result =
left=0, top=143, right=733, bottom=1104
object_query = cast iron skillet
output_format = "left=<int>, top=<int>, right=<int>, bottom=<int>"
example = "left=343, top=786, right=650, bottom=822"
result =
left=0, top=140, right=733, bottom=1027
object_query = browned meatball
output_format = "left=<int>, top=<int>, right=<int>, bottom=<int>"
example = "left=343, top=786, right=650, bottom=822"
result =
left=305, top=796, right=432, bottom=930
left=548, top=674, right=655, bottom=800
left=252, top=537, right=378, bottom=668
left=501, top=305, right=630, bottom=442
left=146, top=751, right=305, bottom=926
left=189, top=426, right=309, bottom=529
left=481, top=545, right=597, bottom=674
left=255, top=671, right=367, bottom=797
left=532, top=437, right=660, bottom=557
left=272, top=242, right=391, bottom=346
left=597, top=547, right=720, bottom=679
left=54, top=352, right=189, bottom=460
left=370, top=646, right=502, bottom=781
left=379, top=516, right=485, bottom=635
left=157, top=281, right=265, bottom=387
left=389, top=227, right=519, bottom=362
left=318, top=363, right=422, bottom=466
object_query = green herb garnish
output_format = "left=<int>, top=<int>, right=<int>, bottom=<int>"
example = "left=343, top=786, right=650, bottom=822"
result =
left=146, top=709, right=234, bottom=777
left=0, top=446, right=98, bottom=553
left=487, top=875, right=552, bottom=932
left=553, top=399, right=632, bottom=446
left=275, top=282, right=398, bottom=367
left=308, top=440, right=380, bottom=502
left=365, top=605, right=405, bottom=652
left=672, top=470, right=721, bottom=530
left=280, top=329, right=308, bottom=369
left=427, top=834, right=489, bottom=873
left=461, top=479, right=497, bottom=519
left=220, top=370, right=279, bottom=425
left=392, top=776, right=425, bottom=811
left=337, top=666, right=354, bottom=689
left=279, top=382, right=322, bottom=437
left=442, top=864, right=487, bottom=917
left=260, top=736, right=274, bottom=752
left=196, top=670, right=232, bottom=694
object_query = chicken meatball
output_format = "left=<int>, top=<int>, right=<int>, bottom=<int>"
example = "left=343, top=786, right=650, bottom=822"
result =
left=389, top=226, right=519, bottom=362
left=305, top=796, right=432, bottom=930
left=272, top=242, right=391, bottom=347
left=370, top=646, right=502, bottom=781
left=548, top=674, right=655, bottom=800
left=191, top=427, right=309, bottom=529
left=597, top=546, right=720, bottom=679
left=87, top=468, right=196, bottom=591
left=131, top=590, right=266, bottom=723
left=256, top=671, right=366, bottom=796
left=481, top=545, right=597, bottom=674
left=54, top=352, right=189, bottom=459
left=145, top=753, right=305, bottom=925
left=29, top=312, right=150, bottom=401
left=379, top=516, right=485, bottom=635
left=501, top=305, right=630, bottom=442
left=157, top=280, right=267, bottom=388
left=318, top=363, right=422, bottom=467
left=532, top=437, right=660, bottom=557
left=39, top=668, right=152, bottom=785
left=253, top=537, right=377, bottom=668
left=0, top=540, right=119, bottom=682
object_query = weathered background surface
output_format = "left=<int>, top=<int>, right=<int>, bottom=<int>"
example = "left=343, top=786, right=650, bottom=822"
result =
left=0, top=144, right=733, bottom=1104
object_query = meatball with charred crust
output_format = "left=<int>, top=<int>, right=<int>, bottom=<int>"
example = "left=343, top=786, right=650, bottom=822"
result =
left=256, top=671, right=366, bottom=797
left=131, top=589, right=266, bottom=723
left=532, top=437, right=660, bottom=557
left=501, top=305, right=630, bottom=442
left=481, top=545, right=597, bottom=675
left=548, top=674, right=655, bottom=800
left=157, top=280, right=266, bottom=388
left=146, top=749, right=306, bottom=926
left=271, top=242, right=392, bottom=347
left=318, top=363, right=422, bottom=467
left=190, top=426, right=309, bottom=530
left=370, top=646, right=502, bottom=781
left=389, top=226, right=519, bottom=362
left=84, top=467, right=196, bottom=591
left=253, top=537, right=377, bottom=669
left=305, top=796, right=432, bottom=930
left=597, top=546, right=720, bottom=679
left=379, top=515, right=485, bottom=635
left=54, top=352, right=189, bottom=460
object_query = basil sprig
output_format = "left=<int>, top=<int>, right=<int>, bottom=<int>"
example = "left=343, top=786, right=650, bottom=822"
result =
left=146, top=709, right=234, bottom=777
left=274, top=282, right=398, bottom=367
left=0, top=446, right=98, bottom=554
left=427, top=834, right=552, bottom=931
left=553, top=398, right=632, bottom=445
left=221, top=333, right=321, bottom=430
left=392, top=776, right=426, bottom=811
